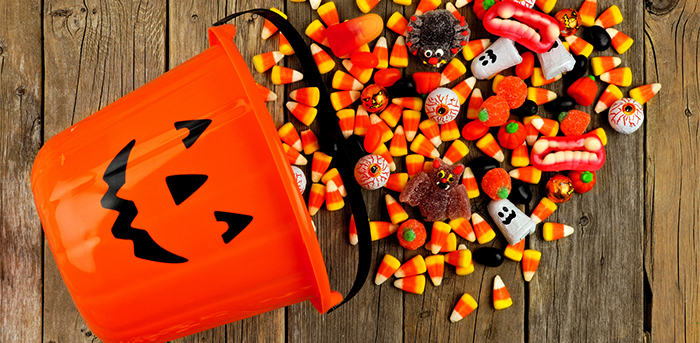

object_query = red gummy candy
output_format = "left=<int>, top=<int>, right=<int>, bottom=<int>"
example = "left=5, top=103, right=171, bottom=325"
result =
left=462, top=120, right=490, bottom=141
left=374, top=68, right=402, bottom=88
left=558, top=109, right=591, bottom=136
left=516, top=52, right=535, bottom=80
left=496, top=76, right=528, bottom=109
left=481, top=168, right=512, bottom=201
left=478, top=96, right=510, bottom=127
left=398, top=219, right=427, bottom=250
left=364, top=124, right=382, bottom=152
left=351, top=51, right=379, bottom=69
left=413, top=72, right=441, bottom=95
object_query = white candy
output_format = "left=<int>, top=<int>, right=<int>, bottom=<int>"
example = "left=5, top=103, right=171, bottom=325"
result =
left=291, top=166, right=306, bottom=194
left=487, top=199, right=536, bottom=245
left=608, top=98, right=644, bottom=134
left=471, top=37, right=523, bottom=80
left=354, top=154, right=391, bottom=190
left=424, top=87, right=461, bottom=124
left=537, top=38, right=576, bottom=80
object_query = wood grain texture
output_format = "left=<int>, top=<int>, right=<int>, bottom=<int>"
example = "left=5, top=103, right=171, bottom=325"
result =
left=0, top=0, right=44, bottom=342
left=644, top=1, right=700, bottom=342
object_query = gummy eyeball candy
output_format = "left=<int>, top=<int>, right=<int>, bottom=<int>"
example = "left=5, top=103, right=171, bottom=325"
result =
left=354, top=154, right=391, bottom=190
left=361, top=84, right=389, bottom=113
left=291, top=166, right=306, bottom=194
left=424, top=88, right=460, bottom=124
left=608, top=98, right=644, bottom=134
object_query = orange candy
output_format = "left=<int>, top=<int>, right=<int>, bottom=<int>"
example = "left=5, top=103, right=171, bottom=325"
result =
left=461, top=167, right=480, bottom=199
left=607, top=28, right=634, bottom=54
left=387, top=12, right=409, bottom=36
left=430, top=221, right=452, bottom=254
left=476, top=133, right=504, bottom=162
left=375, top=254, right=400, bottom=285
left=354, top=106, right=371, bottom=137
left=380, top=103, right=403, bottom=128
left=282, top=143, right=307, bottom=165
left=385, top=194, right=409, bottom=224
left=443, top=140, right=469, bottom=165
left=425, top=255, right=445, bottom=286
left=444, top=248, right=472, bottom=268
left=287, top=101, right=317, bottom=126
left=405, top=155, right=425, bottom=177
left=466, top=88, right=484, bottom=120
left=522, top=249, right=542, bottom=282
left=410, top=134, right=440, bottom=159
left=317, top=2, right=340, bottom=26
left=414, top=0, right=441, bottom=15
left=394, top=275, right=426, bottom=294
left=305, top=20, right=330, bottom=47
left=594, top=84, right=624, bottom=114
left=402, top=110, right=421, bottom=142
left=374, top=68, right=401, bottom=88
left=440, top=121, right=461, bottom=142
left=389, top=126, right=408, bottom=156
left=389, top=36, right=409, bottom=68
left=511, top=142, right=530, bottom=167
left=322, top=168, right=346, bottom=197
left=342, top=59, right=373, bottom=84
left=452, top=76, right=477, bottom=104
left=451, top=293, right=478, bottom=322
left=349, top=215, right=358, bottom=245
left=530, top=197, right=557, bottom=224
left=516, top=51, right=535, bottom=80
left=384, top=173, right=408, bottom=192
left=392, top=97, right=423, bottom=111
left=478, top=96, right=510, bottom=127
left=252, top=51, right=284, bottom=73
left=496, top=76, right=528, bottom=109
left=277, top=123, right=302, bottom=152
left=449, top=217, right=476, bottom=242
left=289, top=87, right=320, bottom=107
left=493, top=275, right=513, bottom=310
left=330, top=91, right=361, bottom=111
left=412, top=72, right=441, bottom=95
left=299, top=129, right=319, bottom=157
left=310, top=44, right=335, bottom=75
left=310, top=152, right=332, bottom=183
left=504, top=239, right=525, bottom=261
left=370, top=221, right=399, bottom=241
left=337, top=109, right=355, bottom=139
left=395, top=255, right=427, bottom=278
left=481, top=168, right=511, bottom=201
left=419, top=119, right=442, bottom=147
left=472, top=213, right=496, bottom=244
left=462, top=39, right=491, bottom=61
left=373, top=37, right=389, bottom=69
left=307, top=183, right=325, bottom=216
left=256, top=83, right=276, bottom=102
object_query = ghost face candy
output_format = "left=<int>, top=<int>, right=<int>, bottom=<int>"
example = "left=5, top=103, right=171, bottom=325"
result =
left=537, top=39, right=576, bottom=80
left=471, top=37, right=523, bottom=80
left=487, top=199, right=536, bottom=245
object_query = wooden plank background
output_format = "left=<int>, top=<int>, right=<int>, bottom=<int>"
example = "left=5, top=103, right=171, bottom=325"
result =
left=0, top=0, right=698, bottom=342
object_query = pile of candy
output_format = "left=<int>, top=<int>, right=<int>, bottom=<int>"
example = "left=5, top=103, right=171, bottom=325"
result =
left=249, top=0, right=660, bottom=323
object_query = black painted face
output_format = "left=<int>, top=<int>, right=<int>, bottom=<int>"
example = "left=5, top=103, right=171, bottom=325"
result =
left=497, top=206, right=517, bottom=226
left=100, top=119, right=253, bottom=264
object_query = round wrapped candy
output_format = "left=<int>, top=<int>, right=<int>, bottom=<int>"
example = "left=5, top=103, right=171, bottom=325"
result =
left=546, top=174, right=575, bottom=203
left=354, top=154, right=391, bottom=190
left=361, top=84, right=389, bottom=113
left=608, top=98, right=644, bottom=134
left=291, top=166, right=306, bottom=194
left=555, top=8, right=580, bottom=37
left=424, top=87, right=461, bottom=124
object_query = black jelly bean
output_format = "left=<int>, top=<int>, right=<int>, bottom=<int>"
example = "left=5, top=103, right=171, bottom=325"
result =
left=566, top=55, right=588, bottom=81
left=511, top=100, right=539, bottom=117
left=468, top=156, right=500, bottom=182
left=545, top=96, right=577, bottom=114
left=508, top=179, right=532, bottom=205
left=473, top=247, right=505, bottom=267
left=386, top=78, right=418, bottom=98
left=584, top=26, right=612, bottom=51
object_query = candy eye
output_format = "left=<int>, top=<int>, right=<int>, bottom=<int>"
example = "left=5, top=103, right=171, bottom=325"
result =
left=447, top=174, right=454, bottom=183
left=437, top=170, right=445, bottom=178
left=424, top=50, right=433, bottom=58
left=436, top=104, right=450, bottom=116
left=435, top=49, right=444, bottom=58
left=623, top=102, right=637, bottom=115
left=369, top=164, right=381, bottom=177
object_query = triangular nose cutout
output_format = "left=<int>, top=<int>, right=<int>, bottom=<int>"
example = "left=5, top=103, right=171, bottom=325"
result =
left=175, top=119, right=212, bottom=148
left=215, top=211, right=254, bottom=244
left=166, top=174, right=208, bottom=205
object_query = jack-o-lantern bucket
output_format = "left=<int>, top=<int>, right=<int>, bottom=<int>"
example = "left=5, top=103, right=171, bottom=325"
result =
left=31, top=11, right=366, bottom=343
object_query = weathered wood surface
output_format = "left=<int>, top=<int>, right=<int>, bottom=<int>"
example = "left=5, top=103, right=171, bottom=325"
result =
left=0, top=0, right=698, bottom=342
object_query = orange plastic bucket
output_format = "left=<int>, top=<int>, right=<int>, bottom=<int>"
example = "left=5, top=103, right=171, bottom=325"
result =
left=31, top=24, right=343, bottom=343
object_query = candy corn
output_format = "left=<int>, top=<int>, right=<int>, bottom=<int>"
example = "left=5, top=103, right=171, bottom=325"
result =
left=330, top=91, right=361, bottom=111
left=443, top=140, right=468, bottom=165
left=256, top=83, right=276, bottom=102
left=600, top=67, right=632, bottom=87
left=595, top=5, right=623, bottom=28
left=593, top=127, right=607, bottom=146
left=406, top=155, right=425, bottom=177
left=440, top=121, right=460, bottom=142
left=370, top=114, right=394, bottom=142
left=531, top=68, right=562, bottom=87
left=392, top=97, right=423, bottom=111
left=530, top=197, right=557, bottom=224
left=387, top=12, right=409, bottom=36
left=261, top=9, right=286, bottom=40
left=349, top=215, right=358, bottom=245
left=311, top=152, right=332, bottom=183
left=578, top=0, right=597, bottom=27
left=535, top=0, right=556, bottom=13
left=410, top=134, right=440, bottom=159
left=564, top=36, right=594, bottom=58
left=630, top=83, right=662, bottom=105
left=531, top=117, right=559, bottom=137
left=317, top=2, right=339, bottom=26
left=380, top=104, right=403, bottom=128
left=472, top=213, right=496, bottom=244
left=527, top=87, right=557, bottom=105
left=543, top=222, right=574, bottom=241
left=278, top=123, right=302, bottom=152
left=607, top=28, right=634, bottom=54
left=440, top=59, right=467, bottom=86
left=511, top=142, right=530, bottom=167
left=394, top=275, right=426, bottom=294
left=444, top=248, right=472, bottom=268
left=395, top=255, right=427, bottom=278
left=384, top=173, right=409, bottom=192
left=394, top=0, right=412, bottom=5
left=283, top=143, right=307, bottom=165
left=493, top=275, right=513, bottom=310
left=452, top=77, right=476, bottom=104
left=455, top=245, right=475, bottom=276
left=595, top=84, right=624, bottom=113
left=414, top=0, right=441, bottom=16
left=390, top=36, right=409, bottom=68
left=278, top=33, right=294, bottom=56
left=445, top=2, right=460, bottom=18
left=504, top=239, right=525, bottom=262
left=591, top=56, right=622, bottom=76
left=309, top=44, right=335, bottom=75
left=523, top=115, right=540, bottom=145
left=290, top=87, right=320, bottom=108
left=402, top=110, right=421, bottom=142
left=337, top=109, right=355, bottom=139
left=385, top=194, right=408, bottom=224
left=375, top=254, right=401, bottom=285
left=455, top=0, right=472, bottom=7
left=370, top=221, right=399, bottom=241
left=271, top=66, right=303, bottom=85
left=461, top=167, right=480, bottom=199
left=466, top=88, right=483, bottom=120
left=390, top=126, right=408, bottom=156
left=332, top=71, right=363, bottom=91
left=462, top=39, right=491, bottom=61
left=451, top=293, right=478, bottom=322
left=509, top=166, right=542, bottom=184
left=476, top=133, right=504, bottom=162
left=449, top=217, right=475, bottom=242
left=425, top=255, right=445, bottom=286
left=309, top=0, right=322, bottom=10
left=308, top=183, right=325, bottom=216
left=430, top=222, right=452, bottom=254
left=342, top=60, right=372, bottom=84
left=436, top=232, right=458, bottom=252
left=325, top=180, right=345, bottom=211
left=522, top=249, right=542, bottom=282
left=287, top=101, right=317, bottom=126
left=253, top=51, right=284, bottom=73
left=354, top=106, right=370, bottom=136
left=491, top=74, right=505, bottom=93
left=419, top=119, right=442, bottom=147
left=373, top=143, right=396, bottom=172
left=373, top=37, right=389, bottom=69
left=357, top=0, right=380, bottom=13
left=305, top=20, right=329, bottom=47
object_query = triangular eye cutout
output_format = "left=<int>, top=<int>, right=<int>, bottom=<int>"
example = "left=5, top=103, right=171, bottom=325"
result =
left=215, top=211, right=254, bottom=244
left=175, top=119, right=211, bottom=148
left=165, top=174, right=208, bottom=205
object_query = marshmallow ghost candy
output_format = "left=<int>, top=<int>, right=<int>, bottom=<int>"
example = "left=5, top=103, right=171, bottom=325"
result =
left=471, top=37, right=523, bottom=80
left=487, top=199, right=536, bottom=245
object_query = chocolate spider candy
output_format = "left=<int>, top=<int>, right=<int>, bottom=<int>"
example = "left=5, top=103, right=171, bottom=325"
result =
left=406, top=9, right=470, bottom=68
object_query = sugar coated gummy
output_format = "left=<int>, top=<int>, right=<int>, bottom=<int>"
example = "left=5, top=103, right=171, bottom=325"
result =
left=481, top=168, right=511, bottom=201
left=397, top=220, right=427, bottom=250
left=558, top=109, right=591, bottom=136
left=478, top=96, right=510, bottom=127
left=495, top=76, right=528, bottom=109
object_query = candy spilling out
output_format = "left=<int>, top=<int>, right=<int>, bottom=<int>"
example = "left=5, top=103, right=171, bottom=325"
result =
left=249, top=0, right=659, bottom=324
